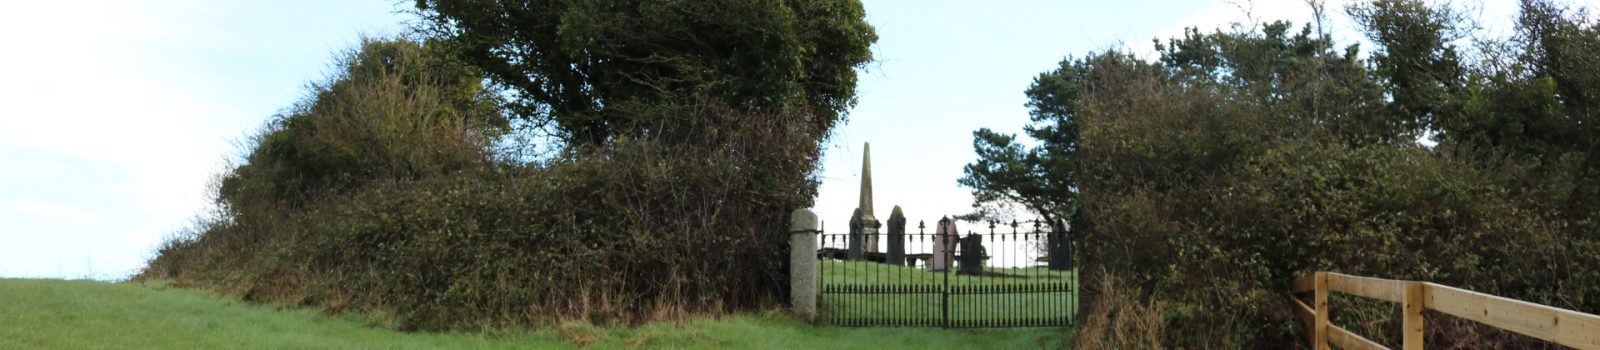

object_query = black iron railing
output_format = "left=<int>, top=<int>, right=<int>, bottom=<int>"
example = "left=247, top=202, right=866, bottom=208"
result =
left=817, top=219, right=1077, bottom=328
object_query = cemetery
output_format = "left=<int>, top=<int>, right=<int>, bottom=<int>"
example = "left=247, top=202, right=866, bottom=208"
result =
left=18, top=0, right=1600, bottom=347
left=795, top=143, right=1078, bottom=328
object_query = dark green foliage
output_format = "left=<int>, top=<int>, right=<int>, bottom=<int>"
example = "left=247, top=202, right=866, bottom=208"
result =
left=1349, top=0, right=1468, bottom=132
left=1515, top=0, right=1600, bottom=224
left=303, top=108, right=822, bottom=330
left=143, top=31, right=850, bottom=329
left=983, top=1, right=1600, bottom=346
left=144, top=0, right=876, bottom=330
left=217, top=38, right=506, bottom=209
left=958, top=128, right=1074, bottom=222
left=412, top=0, right=876, bottom=147
left=958, top=54, right=1117, bottom=222
left=148, top=103, right=827, bottom=330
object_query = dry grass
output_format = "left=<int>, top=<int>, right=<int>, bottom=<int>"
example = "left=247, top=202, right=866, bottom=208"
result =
left=1072, top=269, right=1168, bottom=350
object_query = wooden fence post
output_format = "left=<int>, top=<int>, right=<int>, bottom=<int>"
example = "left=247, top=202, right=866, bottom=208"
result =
left=1315, top=271, right=1330, bottom=350
left=1403, top=281, right=1424, bottom=350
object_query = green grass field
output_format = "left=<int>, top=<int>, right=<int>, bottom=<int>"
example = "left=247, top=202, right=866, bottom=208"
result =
left=819, top=260, right=1078, bottom=327
left=0, top=278, right=1068, bottom=349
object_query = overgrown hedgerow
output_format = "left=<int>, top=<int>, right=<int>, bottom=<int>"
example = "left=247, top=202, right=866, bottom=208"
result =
left=140, top=37, right=831, bottom=330
left=1066, top=2, right=1600, bottom=346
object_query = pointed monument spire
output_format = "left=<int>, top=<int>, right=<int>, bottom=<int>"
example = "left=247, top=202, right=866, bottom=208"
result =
left=858, top=142, right=874, bottom=218
left=857, top=142, right=880, bottom=254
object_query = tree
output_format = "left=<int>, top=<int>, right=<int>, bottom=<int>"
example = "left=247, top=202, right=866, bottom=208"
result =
left=1044, top=1, right=1600, bottom=346
left=1348, top=0, right=1469, bottom=135
left=957, top=55, right=1094, bottom=225
left=1515, top=0, right=1600, bottom=221
left=413, top=0, right=877, bottom=148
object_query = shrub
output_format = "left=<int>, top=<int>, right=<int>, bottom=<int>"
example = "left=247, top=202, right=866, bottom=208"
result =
left=140, top=37, right=829, bottom=330
left=1065, top=6, right=1600, bottom=346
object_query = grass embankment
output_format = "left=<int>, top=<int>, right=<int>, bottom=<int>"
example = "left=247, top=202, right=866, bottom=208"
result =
left=820, top=260, right=1078, bottom=326
left=0, top=279, right=1067, bottom=349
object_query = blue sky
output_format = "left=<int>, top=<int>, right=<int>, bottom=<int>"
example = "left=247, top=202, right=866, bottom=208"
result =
left=0, top=0, right=1583, bottom=279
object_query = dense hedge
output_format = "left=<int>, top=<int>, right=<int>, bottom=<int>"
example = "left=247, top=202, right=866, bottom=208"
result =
left=1065, top=6, right=1600, bottom=346
left=142, top=38, right=828, bottom=330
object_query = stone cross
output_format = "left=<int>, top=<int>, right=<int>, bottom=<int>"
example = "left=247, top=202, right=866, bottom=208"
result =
left=886, top=205, right=906, bottom=266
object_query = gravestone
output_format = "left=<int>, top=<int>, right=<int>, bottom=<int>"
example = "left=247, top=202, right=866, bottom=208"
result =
left=848, top=208, right=864, bottom=260
left=930, top=216, right=957, bottom=271
left=1047, top=218, right=1071, bottom=270
left=886, top=205, right=906, bottom=266
left=957, top=233, right=986, bottom=275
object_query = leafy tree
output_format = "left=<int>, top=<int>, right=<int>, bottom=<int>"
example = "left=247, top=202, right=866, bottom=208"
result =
left=1348, top=0, right=1468, bottom=134
left=1156, top=22, right=1391, bottom=145
left=1516, top=0, right=1600, bottom=220
left=973, top=1, right=1600, bottom=346
left=959, top=52, right=1159, bottom=225
left=413, top=0, right=877, bottom=147
left=960, top=57, right=1088, bottom=222
left=961, top=20, right=1389, bottom=224
left=144, top=35, right=862, bottom=329
left=147, top=0, right=882, bottom=330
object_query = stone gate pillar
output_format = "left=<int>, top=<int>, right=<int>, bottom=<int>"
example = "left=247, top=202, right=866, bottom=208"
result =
left=789, top=209, right=819, bottom=322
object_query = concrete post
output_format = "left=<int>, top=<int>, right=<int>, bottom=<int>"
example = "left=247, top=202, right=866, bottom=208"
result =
left=789, top=209, right=820, bottom=322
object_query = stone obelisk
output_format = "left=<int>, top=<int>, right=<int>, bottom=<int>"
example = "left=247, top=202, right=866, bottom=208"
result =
left=857, top=142, right=880, bottom=255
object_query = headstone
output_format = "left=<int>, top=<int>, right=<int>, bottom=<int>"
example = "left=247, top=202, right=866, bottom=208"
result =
left=847, top=208, right=864, bottom=260
left=957, top=233, right=986, bottom=275
left=930, top=216, right=957, bottom=271
left=1047, top=218, right=1071, bottom=270
left=886, top=205, right=907, bottom=266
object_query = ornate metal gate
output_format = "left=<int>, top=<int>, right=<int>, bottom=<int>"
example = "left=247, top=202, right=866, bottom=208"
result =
left=817, top=219, right=1077, bottom=328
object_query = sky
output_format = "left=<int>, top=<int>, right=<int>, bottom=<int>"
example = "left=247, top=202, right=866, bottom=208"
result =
left=0, top=0, right=1590, bottom=279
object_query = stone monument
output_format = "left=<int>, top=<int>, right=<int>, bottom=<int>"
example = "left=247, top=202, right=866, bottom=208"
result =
left=886, top=205, right=906, bottom=266
left=847, top=208, right=864, bottom=260
left=1048, top=218, right=1072, bottom=270
left=855, top=142, right=881, bottom=255
left=957, top=233, right=987, bottom=275
left=930, top=216, right=957, bottom=271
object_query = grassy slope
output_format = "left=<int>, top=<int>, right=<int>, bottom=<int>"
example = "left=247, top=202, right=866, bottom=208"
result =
left=0, top=279, right=1067, bottom=349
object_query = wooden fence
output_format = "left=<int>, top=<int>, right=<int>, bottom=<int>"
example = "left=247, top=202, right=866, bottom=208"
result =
left=1289, top=272, right=1600, bottom=350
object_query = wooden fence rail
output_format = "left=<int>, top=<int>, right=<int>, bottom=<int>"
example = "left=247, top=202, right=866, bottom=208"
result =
left=1289, top=271, right=1600, bottom=350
